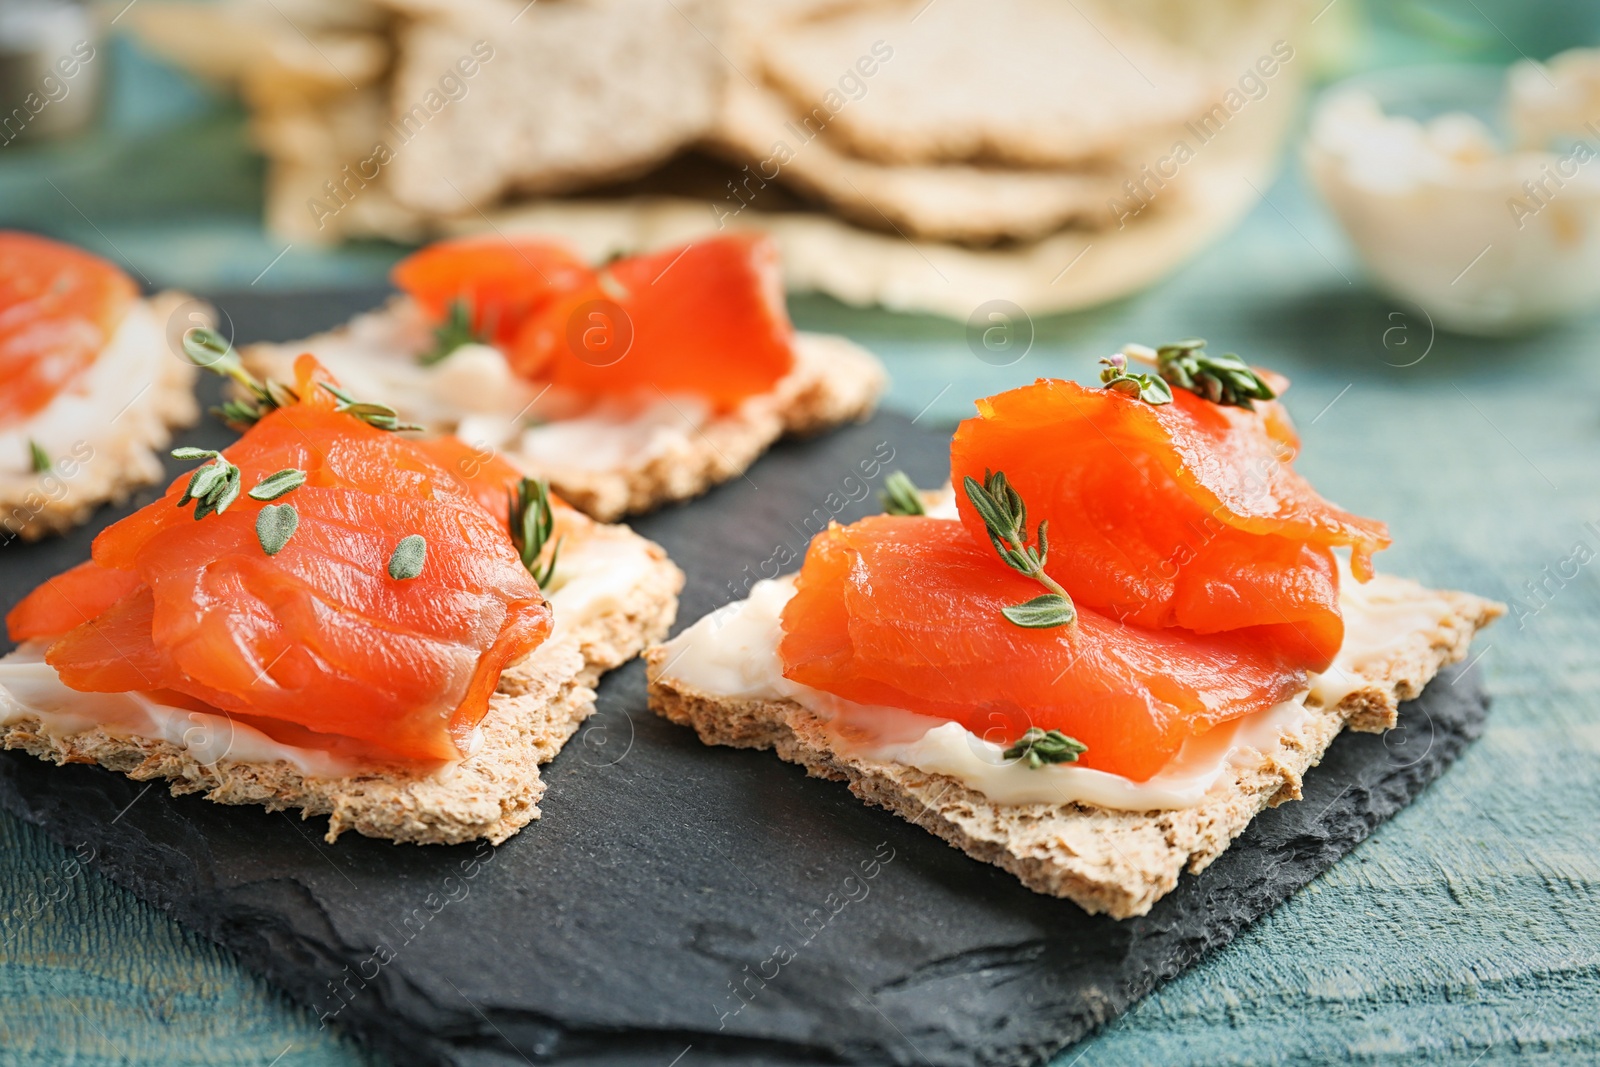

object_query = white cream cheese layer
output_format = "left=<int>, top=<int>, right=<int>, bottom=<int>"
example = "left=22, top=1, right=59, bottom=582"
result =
left=267, top=300, right=790, bottom=472
left=0, top=299, right=166, bottom=486
left=657, top=567, right=1439, bottom=811
left=542, top=514, right=662, bottom=635
left=0, top=519, right=660, bottom=777
left=270, top=303, right=539, bottom=429
left=323, top=302, right=710, bottom=468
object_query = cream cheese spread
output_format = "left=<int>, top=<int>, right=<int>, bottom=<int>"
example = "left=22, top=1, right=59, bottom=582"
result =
left=0, top=299, right=166, bottom=486
left=656, top=563, right=1441, bottom=811
left=258, top=300, right=828, bottom=474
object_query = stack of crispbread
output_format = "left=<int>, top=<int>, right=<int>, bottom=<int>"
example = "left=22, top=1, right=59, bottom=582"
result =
left=129, top=0, right=1308, bottom=317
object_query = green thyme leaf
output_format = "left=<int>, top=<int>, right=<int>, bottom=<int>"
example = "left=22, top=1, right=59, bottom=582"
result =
left=255, top=503, right=299, bottom=555
left=172, top=448, right=243, bottom=520
left=181, top=327, right=299, bottom=429
left=1153, top=339, right=1276, bottom=410
left=880, top=470, right=926, bottom=516
left=387, top=534, right=427, bottom=580
left=1098, top=353, right=1173, bottom=405
left=248, top=468, right=307, bottom=501
left=1002, top=728, right=1087, bottom=769
left=419, top=300, right=484, bottom=366
left=185, top=463, right=228, bottom=502
left=319, top=382, right=425, bottom=433
left=180, top=326, right=235, bottom=369
left=962, top=471, right=1076, bottom=629
left=1000, top=593, right=1077, bottom=629
left=215, top=398, right=265, bottom=426
left=509, top=476, right=562, bottom=586
left=27, top=440, right=50, bottom=473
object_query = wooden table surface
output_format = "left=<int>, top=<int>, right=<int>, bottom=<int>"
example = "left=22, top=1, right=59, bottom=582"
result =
left=1, top=28, right=1596, bottom=1067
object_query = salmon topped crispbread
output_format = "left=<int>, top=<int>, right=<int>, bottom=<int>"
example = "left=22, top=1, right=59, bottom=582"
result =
left=3, top=340, right=683, bottom=844
left=648, top=341, right=1502, bottom=916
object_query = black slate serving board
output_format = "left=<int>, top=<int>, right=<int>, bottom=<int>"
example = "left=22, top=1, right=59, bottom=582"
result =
left=0, top=291, right=1488, bottom=1067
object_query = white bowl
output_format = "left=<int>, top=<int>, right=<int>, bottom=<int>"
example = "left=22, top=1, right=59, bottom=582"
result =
left=1306, top=60, right=1600, bottom=335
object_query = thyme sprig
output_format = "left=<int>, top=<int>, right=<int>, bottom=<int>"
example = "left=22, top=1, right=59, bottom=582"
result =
left=319, top=382, right=425, bottom=433
left=172, top=447, right=242, bottom=520
left=1115, top=339, right=1277, bottom=410
left=880, top=470, right=926, bottom=516
left=181, top=327, right=298, bottom=428
left=509, top=476, right=562, bottom=587
left=1098, top=352, right=1173, bottom=405
left=962, top=470, right=1076, bottom=629
left=419, top=300, right=484, bottom=366
left=1154, top=338, right=1276, bottom=409
left=1003, top=728, right=1087, bottom=769
left=182, top=325, right=425, bottom=432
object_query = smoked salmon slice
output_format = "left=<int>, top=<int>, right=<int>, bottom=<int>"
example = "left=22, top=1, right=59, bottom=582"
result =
left=0, top=231, right=137, bottom=426
left=949, top=378, right=1390, bottom=670
left=509, top=233, right=795, bottom=409
left=9, top=356, right=552, bottom=762
left=777, top=517, right=1309, bottom=782
left=5, top=559, right=142, bottom=641
left=392, top=233, right=795, bottom=411
left=411, top=434, right=528, bottom=521
left=391, top=234, right=591, bottom=349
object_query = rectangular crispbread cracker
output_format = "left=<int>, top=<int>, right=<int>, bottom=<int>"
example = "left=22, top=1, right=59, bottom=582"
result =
left=244, top=312, right=887, bottom=522
left=2, top=509, right=683, bottom=845
left=746, top=0, right=1218, bottom=170
left=709, top=78, right=1135, bottom=243
left=647, top=580, right=1502, bottom=918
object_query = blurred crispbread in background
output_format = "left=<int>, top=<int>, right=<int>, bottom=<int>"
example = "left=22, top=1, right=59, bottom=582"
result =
left=127, top=0, right=1309, bottom=316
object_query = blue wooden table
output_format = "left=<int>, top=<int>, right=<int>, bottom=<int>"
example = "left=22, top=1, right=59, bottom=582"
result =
left=1, top=23, right=1597, bottom=1067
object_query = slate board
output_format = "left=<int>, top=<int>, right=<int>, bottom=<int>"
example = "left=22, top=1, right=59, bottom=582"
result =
left=0, top=292, right=1490, bottom=1067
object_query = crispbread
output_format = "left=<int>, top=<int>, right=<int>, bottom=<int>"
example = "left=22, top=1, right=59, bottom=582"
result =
left=1, top=291, right=200, bottom=543
left=748, top=0, right=1215, bottom=170
left=646, top=580, right=1503, bottom=918
left=709, top=78, right=1134, bottom=243
left=538, top=331, right=886, bottom=521
left=243, top=314, right=886, bottom=523
left=468, top=59, right=1295, bottom=321
left=381, top=0, right=724, bottom=213
left=2, top=508, right=683, bottom=845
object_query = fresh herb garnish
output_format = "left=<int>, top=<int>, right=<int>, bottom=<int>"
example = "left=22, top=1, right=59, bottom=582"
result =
left=1003, top=728, right=1087, bottom=768
left=247, top=468, right=307, bottom=501
left=509, top=476, right=562, bottom=587
left=182, top=325, right=424, bottom=432
left=1151, top=338, right=1276, bottom=410
left=181, top=327, right=299, bottom=428
left=419, top=299, right=483, bottom=366
left=962, top=470, right=1077, bottom=629
left=880, top=470, right=926, bottom=516
left=1098, top=352, right=1173, bottom=405
left=255, top=503, right=299, bottom=555
left=319, top=382, right=424, bottom=433
left=172, top=447, right=242, bottom=520
left=388, top=534, right=427, bottom=580
left=1107, top=339, right=1277, bottom=410
left=27, top=440, right=49, bottom=473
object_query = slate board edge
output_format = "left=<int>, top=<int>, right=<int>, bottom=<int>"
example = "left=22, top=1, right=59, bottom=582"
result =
left=0, top=662, right=1488, bottom=1067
